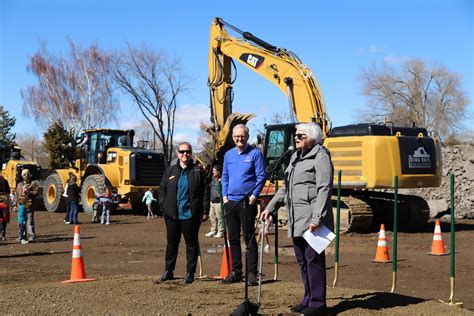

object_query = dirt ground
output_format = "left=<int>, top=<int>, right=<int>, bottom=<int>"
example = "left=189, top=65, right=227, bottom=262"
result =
left=1, top=210, right=473, bottom=315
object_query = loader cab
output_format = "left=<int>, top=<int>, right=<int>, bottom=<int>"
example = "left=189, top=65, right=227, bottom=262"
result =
left=81, top=129, right=134, bottom=164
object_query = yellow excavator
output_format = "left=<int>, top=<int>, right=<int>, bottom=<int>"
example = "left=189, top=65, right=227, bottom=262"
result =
left=43, top=128, right=166, bottom=214
left=197, top=17, right=442, bottom=232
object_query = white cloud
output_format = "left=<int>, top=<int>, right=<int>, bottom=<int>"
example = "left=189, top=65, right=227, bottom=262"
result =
left=118, top=118, right=143, bottom=130
left=357, top=44, right=386, bottom=55
left=175, top=103, right=211, bottom=129
left=383, top=54, right=408, bottom=65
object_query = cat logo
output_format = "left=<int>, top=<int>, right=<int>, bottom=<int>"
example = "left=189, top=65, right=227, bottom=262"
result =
left=239, top=53, right=264, bottom=69
left=408, top=147, right=431, bottom=169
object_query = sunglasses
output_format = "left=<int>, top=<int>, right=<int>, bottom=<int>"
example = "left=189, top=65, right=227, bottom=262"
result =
left=178, top=150, right=192, bottom=155
left=294, top=133, right=307, bottom=140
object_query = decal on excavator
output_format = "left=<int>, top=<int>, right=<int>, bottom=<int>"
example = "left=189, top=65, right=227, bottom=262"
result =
left=240, top=53, right=264, bottom=69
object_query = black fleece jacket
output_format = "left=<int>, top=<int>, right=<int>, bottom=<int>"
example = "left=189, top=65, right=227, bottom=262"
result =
left=158, top=161, right=210, bottom=220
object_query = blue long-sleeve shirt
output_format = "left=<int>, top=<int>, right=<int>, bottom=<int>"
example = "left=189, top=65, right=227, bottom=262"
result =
left=222, top=144, right=267, bottom=201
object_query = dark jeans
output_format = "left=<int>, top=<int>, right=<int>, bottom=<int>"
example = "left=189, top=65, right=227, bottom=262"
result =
left=19, top=223, right=26, bottom=240
left=293, top=236, right=327, bottom=309
left=68, top=201, right=79, bottom=224
left=164, top=215, right=201, bottom=274
left=0, top=221, right=6, bottom=238
left=224, top=199, right=258, bottom=274
left=65, top=201, right=71, bottom=221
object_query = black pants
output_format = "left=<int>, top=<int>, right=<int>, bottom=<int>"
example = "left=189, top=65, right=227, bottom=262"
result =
left=164, top=216, right=201, bottom=274
left=293, top=237, right=327, bottom=309
left=225, top=199, right=258, bottom=274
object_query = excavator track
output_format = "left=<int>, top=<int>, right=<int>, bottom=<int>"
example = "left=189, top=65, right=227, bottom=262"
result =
left=338, top=195, right=373, bottom=233
left=273, top=191, right=430, bottom=233
left=337, top=191, right=430, bottom=232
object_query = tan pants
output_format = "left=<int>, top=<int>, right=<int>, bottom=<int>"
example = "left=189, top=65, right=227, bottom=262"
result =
left=209, top=202, right=224, bottom=234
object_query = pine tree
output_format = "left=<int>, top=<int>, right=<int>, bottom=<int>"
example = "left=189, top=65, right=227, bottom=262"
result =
left=0, top=105, right=17, bottom=148
left=43, top=122, right=76, bottom=169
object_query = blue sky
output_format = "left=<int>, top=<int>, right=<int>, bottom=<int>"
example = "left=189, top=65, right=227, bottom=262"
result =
left=1, top=0, right=472, bottom=146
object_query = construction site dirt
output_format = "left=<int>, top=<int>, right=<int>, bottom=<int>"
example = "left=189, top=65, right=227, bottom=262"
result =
left=1, top=210, right=473, bottom=315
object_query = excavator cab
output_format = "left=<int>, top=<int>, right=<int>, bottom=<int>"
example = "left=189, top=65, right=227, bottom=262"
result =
left=263, top=123, right=296, bottom=179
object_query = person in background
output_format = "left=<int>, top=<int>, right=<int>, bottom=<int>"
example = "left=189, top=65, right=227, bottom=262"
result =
left=205, top=164, right=224, bottom=238
left=221, top=124, right=267, bottom=286
left=67, top=175, right=81, bottom=225
left=0, top=195, right=10, bottom=241
left=100, top=187, right=114, bottom=225
left=260, top=122, right=334, bottom=316
left=91, top=194, right=101, bottom=223
left=17, top=196, right=28, bottom=244
left=157, top=142, right=210, bottom=285
left=142, top=188, right=157, bottom=219
left=16, top=169, right=39, bottom=242
left=63, top=172, right=74, bottom=224
left=0, top=173, right=11, bottom=197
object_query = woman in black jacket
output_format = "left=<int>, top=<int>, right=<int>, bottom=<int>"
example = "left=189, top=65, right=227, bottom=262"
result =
left=67, top=175, right=81, bottom=225
left=157, top=142, right=210, bottom=284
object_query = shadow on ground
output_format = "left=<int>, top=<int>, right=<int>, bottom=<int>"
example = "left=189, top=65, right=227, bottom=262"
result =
left=329, top=292, right=426, bottom=313
left=0, top=250, right=70, bottom=259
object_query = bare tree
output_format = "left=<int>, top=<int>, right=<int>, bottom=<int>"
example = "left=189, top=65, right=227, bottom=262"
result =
left=130, top=119, right=160, bottom=150
left=359, top=59, right=470, bottom=139
left=15, top=133, right=49, bottom=167
left=110, top=44, right=190, bottom=161
left=21, top=40, right=118, bottom=134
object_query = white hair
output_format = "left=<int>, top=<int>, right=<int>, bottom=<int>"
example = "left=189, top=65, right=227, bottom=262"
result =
left=233, top=124, right=249, bottom=135
left=295, top=122, right=324, bottom=145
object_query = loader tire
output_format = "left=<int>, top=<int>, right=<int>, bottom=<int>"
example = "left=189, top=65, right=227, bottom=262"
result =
left=81, top=174, right=106, bottom=215
left=43, top=173, right=66, bottom=213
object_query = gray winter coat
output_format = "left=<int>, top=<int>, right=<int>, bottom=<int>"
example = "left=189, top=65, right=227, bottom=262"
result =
left=266, top=144, right=334, bottom=237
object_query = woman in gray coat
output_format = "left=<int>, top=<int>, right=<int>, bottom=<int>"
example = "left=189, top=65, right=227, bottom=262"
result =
left=261, top=122, right=333, bottom=316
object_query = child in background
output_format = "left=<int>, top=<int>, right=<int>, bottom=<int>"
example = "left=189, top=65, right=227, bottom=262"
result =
left=0, top=195, right=10, bottom=241
left=142, top=188, right=157, bottom=219
left=91, top=194, right=101, bottom=223
left=100, top=187, right=114, bottom=225
left=17, top=197, right=28, bottom=244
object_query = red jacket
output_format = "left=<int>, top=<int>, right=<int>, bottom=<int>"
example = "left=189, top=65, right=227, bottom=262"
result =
left=0, top=202, right=9, bottom=223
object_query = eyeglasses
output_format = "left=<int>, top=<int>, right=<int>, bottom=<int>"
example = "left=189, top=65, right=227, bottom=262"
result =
left=178, top=150, right=192, bottom=155
left=294, top=133, right=307, bottom=140
left=233, top=135, right=247, bottom=139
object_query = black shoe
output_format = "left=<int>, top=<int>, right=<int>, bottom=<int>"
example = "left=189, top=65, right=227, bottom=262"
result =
left=159, top=270, right=174, bottom=282
left=303, top=306, right=327, bottom=316
left=221, top=271, right=242, bottom=284
left=184, top=273, right=195, bottom=284
left=290, top=304, right=307, bottom=313
left=247, top=272, right=259, bottom=286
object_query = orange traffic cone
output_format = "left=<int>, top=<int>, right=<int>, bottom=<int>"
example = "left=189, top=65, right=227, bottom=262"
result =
left=428, top=220, right=449, bottom=256
left=212, top=240, right=233, bottom=280
left=371, top=224, right=391, bottom=263
left=62, top=225, right=95, bottom=283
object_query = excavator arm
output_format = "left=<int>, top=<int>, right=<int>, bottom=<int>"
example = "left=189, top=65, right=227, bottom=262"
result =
left=196, top=17, right=330, bottom=169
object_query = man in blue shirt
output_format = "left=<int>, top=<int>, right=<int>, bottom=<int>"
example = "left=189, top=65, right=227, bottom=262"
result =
left=221, top=124, right=266, bottom=286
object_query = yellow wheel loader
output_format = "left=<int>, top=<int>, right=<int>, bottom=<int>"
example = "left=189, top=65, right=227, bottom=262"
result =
left=1, top=145, right=42, bottom=196
left=43, top=129, right=166, bottom=214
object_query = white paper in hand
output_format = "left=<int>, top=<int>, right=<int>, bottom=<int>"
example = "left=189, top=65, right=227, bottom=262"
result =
left=302, top=225, right=336, bottom=254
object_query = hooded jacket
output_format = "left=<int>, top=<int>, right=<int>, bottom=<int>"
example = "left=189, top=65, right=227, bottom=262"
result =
left=266, top=144, right=334, bottom=237
left=159, top=160, right=210, bottom=220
